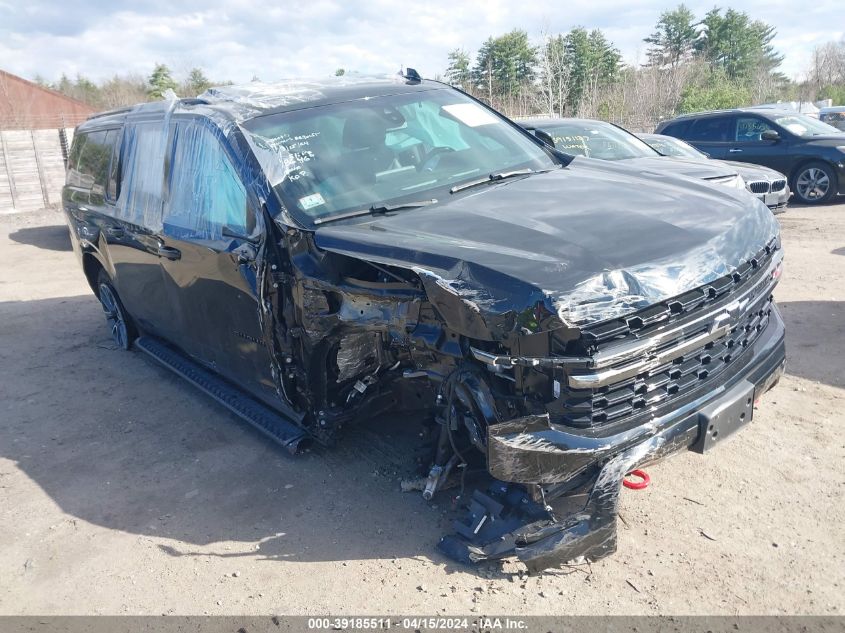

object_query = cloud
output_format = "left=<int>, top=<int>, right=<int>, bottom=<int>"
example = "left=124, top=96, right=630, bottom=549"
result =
left=0, top=0, right=841, bottom=84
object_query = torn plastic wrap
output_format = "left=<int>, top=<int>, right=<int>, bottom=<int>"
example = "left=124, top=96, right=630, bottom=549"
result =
left=199, top=76, right=408, bottom=122
left=164, top=118, right=255, bottom=242
left=115, top=95, right=178, bottom=232
left=315, top=167, right=780, bottom=338
left=551, top=199, right=780, bottom=326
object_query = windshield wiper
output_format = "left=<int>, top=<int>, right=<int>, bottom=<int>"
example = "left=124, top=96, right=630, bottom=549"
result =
left=449, top=168, right=536, bottom=194
left=313, top=199, right=438, bottom=225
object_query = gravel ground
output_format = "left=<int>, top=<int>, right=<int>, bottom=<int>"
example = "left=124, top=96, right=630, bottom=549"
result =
left=0, top=202, right=843, bottom=616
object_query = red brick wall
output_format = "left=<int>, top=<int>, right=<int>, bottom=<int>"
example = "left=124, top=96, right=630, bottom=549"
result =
left=0, top=70, right=96, bottom=129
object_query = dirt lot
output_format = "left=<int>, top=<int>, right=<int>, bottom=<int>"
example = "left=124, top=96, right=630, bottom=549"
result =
left=0, top=202, right=843, bottom=616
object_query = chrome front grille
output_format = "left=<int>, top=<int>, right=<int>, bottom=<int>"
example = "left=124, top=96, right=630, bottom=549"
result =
left=770, top=179, right=786, bottom=192
left=556, top=292, right=774, bottom=428
left=748, top=180, right=770, bottom=194
left=549, top=238, right=782, bottom=431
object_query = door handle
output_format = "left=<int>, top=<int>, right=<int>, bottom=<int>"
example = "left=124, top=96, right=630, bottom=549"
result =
left=106, top=226, right=125, bottom=238
left=157, top=245, right=182, bottom=260
left=728, top=148, right=743, bottom=153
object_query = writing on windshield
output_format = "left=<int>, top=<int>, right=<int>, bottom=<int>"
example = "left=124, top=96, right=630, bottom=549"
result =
left=242, top=89, right=557, bottom=226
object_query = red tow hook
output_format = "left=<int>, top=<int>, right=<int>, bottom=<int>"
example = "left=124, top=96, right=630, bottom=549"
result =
left=623, top=469, right=650, bottom=490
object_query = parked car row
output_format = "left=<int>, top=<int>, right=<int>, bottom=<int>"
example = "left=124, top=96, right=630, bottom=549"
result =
left=655, top=108, right=845, bottom=204
left=517, top=117, right=789, bottom=213
left=64, top=74, right=786, bottom=572
left=819, top=106, right=845, bottom=132
left=637, top=133, right=790, bottom=213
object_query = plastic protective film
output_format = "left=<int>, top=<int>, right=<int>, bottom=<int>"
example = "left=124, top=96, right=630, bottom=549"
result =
left=115, top=95, right=177, bottom=232
left=551, top=198, right=780, bottom=326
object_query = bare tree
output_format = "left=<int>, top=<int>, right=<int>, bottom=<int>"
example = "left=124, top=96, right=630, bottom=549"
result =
left=536, top=28, right=571, bottom=116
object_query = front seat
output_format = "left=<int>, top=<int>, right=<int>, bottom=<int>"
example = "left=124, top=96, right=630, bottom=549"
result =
left=340, top=111, right=396, bottom=185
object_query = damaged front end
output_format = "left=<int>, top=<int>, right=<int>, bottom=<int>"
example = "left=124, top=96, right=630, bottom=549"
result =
left=275, top=199, right=785, bottom=572
left=226, top=80, right=786, bottom=571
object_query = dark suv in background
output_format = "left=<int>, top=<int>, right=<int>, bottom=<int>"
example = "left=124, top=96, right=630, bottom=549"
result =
left=656, top=108, right=845, bottom=204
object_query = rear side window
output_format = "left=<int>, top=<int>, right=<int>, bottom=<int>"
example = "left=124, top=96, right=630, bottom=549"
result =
left=68, top=130, right=108, bottom=187
left=686, top=117, right=732, bottom=142
left=67, top=129, right=121, bottom=207
left=659, top=120, right=691, bottom=138
left=66, top=133, right=88, bottom=182
left=105, top=128, right=122, bottom=202
left=164, top=120, right=252, bottom=240
left=118, top=121, right=168, bottom=230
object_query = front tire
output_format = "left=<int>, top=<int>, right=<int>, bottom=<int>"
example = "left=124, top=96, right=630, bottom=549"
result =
left=96, top=269, right=135, bottom=350
left=793, top=162, right=836, bottom=204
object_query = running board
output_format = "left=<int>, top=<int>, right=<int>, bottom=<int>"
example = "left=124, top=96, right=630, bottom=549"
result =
left=135, top=336, right=308, bottom=454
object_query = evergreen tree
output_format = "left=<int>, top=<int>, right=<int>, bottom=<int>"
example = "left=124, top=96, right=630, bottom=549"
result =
left=473, top=30, right=537, bottom=100
left=185, top=67, right=211, bottom=96
left=148, top=63, right=178, bottom=99
left=695, top=8, right=783, bottom=81
left=444, top=49, right=471, bottom=87
left=645, top=4, right=698, bottom=68
left=563, top=27, right=621, bottom=113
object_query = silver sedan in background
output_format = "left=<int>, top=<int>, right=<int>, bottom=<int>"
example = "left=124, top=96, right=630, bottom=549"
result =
left=639, top=133, right=790, bottom=213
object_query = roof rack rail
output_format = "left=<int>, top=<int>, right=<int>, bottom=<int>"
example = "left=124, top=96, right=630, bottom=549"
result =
left=86, top=105, right=134, bottom=121
left=179, top=97, right=211, bottom=106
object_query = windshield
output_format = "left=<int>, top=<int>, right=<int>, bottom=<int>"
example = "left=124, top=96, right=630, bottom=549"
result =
left=773, top=114, right=844, bottom=137
left=643, top=136, right=707, bottom=159
left=241, top=89, right=558, bottom=226
left=536, top=121, right=659, bottom=160
left=819, top=112, right=845, bottom=131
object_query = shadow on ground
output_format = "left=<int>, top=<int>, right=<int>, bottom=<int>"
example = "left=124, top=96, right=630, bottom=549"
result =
left=785, top=195, right=845, bottom=210
left=0, top=294, right=841, bottom=572
left=0, top=294, right=474, bottom=572
left=8, top=224, right=72, bottom=252
left=778, top=300, right=845, bottom=389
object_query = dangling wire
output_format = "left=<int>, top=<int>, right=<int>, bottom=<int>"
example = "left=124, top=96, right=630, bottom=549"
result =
left=443, top=371, right=470, bottom=502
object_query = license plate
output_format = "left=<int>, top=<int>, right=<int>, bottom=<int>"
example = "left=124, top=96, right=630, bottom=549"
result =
left=695, top=380, right=755, bottom=452
left=764, top=192, right=778, bottom=206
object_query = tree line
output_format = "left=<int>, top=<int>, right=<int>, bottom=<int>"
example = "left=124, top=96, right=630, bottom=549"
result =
left=35, top=64, right=224, bottom=110
left=443, top=5, right=842, bottom=129
left=34, top=5, right=845, bottom=130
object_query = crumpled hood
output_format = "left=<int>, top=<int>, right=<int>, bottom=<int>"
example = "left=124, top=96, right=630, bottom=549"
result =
left=314, top=159, right=779, bottom=334
left=620, top=155, right=738, bottom=180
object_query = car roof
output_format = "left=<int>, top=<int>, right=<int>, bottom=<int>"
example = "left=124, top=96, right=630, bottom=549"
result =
left=77, top=76, right=443, bottom=134
left=663, top=107, right=803, bottom=122
left=517, top=117, right=609, bottom=129
left=820, top=106, right=845, bottom=113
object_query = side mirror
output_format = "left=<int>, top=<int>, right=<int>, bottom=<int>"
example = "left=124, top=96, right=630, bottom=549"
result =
left=533, top=129, right=556, bottom=148
left=761, top=130, right=780, bottom=142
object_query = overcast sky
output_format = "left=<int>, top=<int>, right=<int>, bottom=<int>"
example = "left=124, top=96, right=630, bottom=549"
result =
left=1, top=0, right=842, bottom=85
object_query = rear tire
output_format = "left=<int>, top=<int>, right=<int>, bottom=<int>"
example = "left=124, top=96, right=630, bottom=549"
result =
left=793, top=161, right=836, bottom=204
left=96, top=269, right=136, bottom=350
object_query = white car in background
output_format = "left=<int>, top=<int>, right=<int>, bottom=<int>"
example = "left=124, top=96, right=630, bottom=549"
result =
left=639, top=133, right=790, bottom=214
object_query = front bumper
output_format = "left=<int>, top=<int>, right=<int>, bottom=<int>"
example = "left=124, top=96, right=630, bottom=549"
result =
left=441, top=306, right=785, bottom=571
left=751, top=189, right=790, bottom=214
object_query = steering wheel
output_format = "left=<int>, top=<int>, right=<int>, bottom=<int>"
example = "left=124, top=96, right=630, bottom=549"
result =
left=420, top=146, right=455, bottom=171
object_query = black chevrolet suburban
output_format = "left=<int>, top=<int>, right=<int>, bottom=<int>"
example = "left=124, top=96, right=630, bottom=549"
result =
left=64, top=75, right=785, bottom=572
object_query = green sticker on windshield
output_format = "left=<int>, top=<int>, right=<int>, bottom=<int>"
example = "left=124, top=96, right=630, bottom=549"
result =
left=299, top=193, right=325, bottom=210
